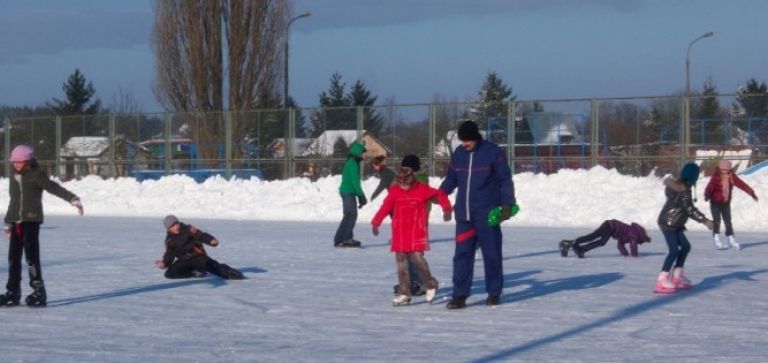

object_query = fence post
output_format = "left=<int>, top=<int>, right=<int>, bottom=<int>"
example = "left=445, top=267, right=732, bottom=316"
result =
left=681, top=96, right=689, bottom=165
left=109, top=113, right=116, bottom=178
left=55, top=116, right=62, bottom=179
left=428, top=104, right=435, bottom=177
left=507, top=101, right=516, bottom=174
left=287, top=108, right=296, bottom=179
left=591, top=98, right=599, bottom=168
left=225, top=111, right=232, bottom=179
left=3, top=117, right=10, bottom=177
left=164, top=113, right=172, bottom=177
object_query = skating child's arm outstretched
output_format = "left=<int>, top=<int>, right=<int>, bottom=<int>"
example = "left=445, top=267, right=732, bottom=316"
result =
left=371, top=192, right=396, bottom=236
left=732, top=174, right=758, bottom=201
left=35, top=169, right=84, bottom=215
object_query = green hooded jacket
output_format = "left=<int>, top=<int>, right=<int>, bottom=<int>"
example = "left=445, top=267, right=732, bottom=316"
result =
left=339, top=143, right=366, bottom=197
left=5, top=160, right=79, bottom=226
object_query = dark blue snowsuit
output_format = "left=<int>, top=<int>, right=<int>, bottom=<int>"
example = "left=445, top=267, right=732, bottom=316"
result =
left=439, top=139, right=516, bottom=298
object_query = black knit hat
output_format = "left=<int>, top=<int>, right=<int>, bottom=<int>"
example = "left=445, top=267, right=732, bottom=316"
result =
left=457, top=120, right=482, bottom=141
left=401, top=154, right=420, bottom=172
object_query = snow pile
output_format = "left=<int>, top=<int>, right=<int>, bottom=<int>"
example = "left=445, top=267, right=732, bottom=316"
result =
left=2, top=166, right=767, bottom=231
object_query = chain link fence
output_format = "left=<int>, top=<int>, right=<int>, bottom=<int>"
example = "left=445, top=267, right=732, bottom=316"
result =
left=3, top=94, right=767, bottom=181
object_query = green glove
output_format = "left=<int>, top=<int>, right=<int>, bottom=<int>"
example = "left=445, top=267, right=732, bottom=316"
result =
left=488, top=204, right=520, bottom=227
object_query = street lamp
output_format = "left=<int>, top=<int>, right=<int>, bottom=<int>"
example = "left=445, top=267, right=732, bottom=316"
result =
left=683, top=31, right=714, bottom=149
left=284, top=11, right=311, bottom=108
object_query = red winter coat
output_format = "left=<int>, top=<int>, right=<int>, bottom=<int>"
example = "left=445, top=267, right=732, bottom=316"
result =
left=704, top=171, right=756, bottom=204
left=371, top=181, right=452, bottom=253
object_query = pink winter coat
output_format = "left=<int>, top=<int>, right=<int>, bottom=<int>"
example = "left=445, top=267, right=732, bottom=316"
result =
left=371, top=181, right=452, bottom=253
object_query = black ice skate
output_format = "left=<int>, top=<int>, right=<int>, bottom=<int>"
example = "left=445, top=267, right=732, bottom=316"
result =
left=25, top=281, right=47, bottom=308
left=559, top=240, right=573, bottom=257
left=0, top=290, right=21, bottom=307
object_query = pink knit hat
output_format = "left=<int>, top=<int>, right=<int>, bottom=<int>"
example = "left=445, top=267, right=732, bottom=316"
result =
left=9, top=145, right=34, bottom=162
left=718, top=160, right=732, bottom=171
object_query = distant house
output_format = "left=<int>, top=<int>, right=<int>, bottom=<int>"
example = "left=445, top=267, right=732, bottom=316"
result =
left=60, top=136, right=150, bottom=179
left=434, top=130, right=489, bottom=157
left=266, top=138, right=314, bottom=158
left=300, top=130, right=390, bottom=158
left=524, top=112, right=582, bottom=145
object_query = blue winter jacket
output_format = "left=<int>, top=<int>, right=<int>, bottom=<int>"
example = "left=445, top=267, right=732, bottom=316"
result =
left=439, top=139, right=516, bottom=222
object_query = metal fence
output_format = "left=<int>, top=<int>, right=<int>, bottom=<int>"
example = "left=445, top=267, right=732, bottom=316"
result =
left=3, top=94, right=767, bottom=181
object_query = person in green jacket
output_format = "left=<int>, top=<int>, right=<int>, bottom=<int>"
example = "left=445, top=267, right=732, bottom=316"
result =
left=334, top=142, right=367, bottom=248
left=0, top=145, right=84, bottom=308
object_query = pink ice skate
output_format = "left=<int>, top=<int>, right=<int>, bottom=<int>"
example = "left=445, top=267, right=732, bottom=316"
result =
left=671, top=267, right=692, bottom=289
left=653, top=271, right=676, bottom=294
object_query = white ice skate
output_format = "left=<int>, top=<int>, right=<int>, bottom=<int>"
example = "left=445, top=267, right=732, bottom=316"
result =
left=727, top=235, right=741, bottom=251
left=392, top=294, right=411, bottom=307
left=713, top=234, right=728, bottom=250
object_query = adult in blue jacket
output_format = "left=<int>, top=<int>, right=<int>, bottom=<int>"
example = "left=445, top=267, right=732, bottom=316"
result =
left=439, top=120, right=516, bottom=309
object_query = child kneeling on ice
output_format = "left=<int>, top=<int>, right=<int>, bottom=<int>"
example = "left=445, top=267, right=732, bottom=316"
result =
left=155, top=215, right=245, bottom=280
left=371, top=155, right=452, bottom=306
left=654, top=163, right=713, bottom=293
left=559, top=219, right=651, bottom=258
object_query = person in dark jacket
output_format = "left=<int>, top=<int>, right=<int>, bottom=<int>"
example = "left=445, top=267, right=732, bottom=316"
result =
left=0, top=145, right=84, bottom=308
left=155, top=215, right=245, bottom=280
left=654, top=163, right=713, bottom=294
left=369, top=156, right=396, bottom=202
left=560, top=219, right=651, bottom=258
left=439, top=120, right=517, bottom=309
left=703, top=160, right=758, bottom=250
left=334, top=142, right=367, bottom=248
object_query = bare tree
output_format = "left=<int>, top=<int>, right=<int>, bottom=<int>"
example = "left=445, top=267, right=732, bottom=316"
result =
left=152, top=0, right=289, bottom=161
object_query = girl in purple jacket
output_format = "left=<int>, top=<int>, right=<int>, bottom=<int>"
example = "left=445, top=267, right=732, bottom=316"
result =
left=559, top=219, right=651, bottom=258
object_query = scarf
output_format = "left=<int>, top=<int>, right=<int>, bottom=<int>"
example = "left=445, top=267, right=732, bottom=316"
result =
left=721, top=172, right=731, bottom=202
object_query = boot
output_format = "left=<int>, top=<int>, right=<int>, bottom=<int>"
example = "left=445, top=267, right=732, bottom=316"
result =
left=727, top=235, right=741, bottom=251
left=221, top=264, right=246, bottom=280
left=392, top=294, right=411, bottom=307
left=0, top=290, right=21, bottom=307
left=425, top=288, right=436, bottom=303
left=446, top=296, right=467, bottom=310
left=485, top=295, right=500, bottom=306
left=713, top=234, right=728, bottom=250
left=572, top=244, right=585, bottom=258
left=671, top=267, right=692, bottom=289
left=653, top=271, right=676, bottom=294
left=25, top=281, right=47, bottom=307
left=559, top=240, right=572, bottom=257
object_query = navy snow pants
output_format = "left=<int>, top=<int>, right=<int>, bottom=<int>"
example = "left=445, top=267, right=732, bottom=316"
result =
left=452, top=216, right=504, bottom=298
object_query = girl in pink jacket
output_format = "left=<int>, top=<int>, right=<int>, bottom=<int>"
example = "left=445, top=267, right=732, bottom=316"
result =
left=703, top=160, right=758, bottom=250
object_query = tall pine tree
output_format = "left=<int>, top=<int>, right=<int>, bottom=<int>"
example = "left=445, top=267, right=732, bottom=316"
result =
left=49, top=69, right=102, bottom=115
left=309, top=72, right=382, bottom=137
left=694, top=78, right=722, bottom=144
left=473, top=71, right=516, bottom=144
left=736, top=78, right=768, bottom=117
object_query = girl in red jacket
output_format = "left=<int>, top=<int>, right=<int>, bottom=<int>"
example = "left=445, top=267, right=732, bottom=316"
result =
left=704, top=160, right=758, bottom=250
left=371, top=155, right=452, bottom=307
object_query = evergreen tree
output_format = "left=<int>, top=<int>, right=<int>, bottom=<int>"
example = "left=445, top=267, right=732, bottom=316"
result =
left=310, top=72, right=382, bottom=137
left=348, top=80, right=383, bottom=135
left=694, top=78, right=721, bottom=144
left=473, top=71, right=516, bottom=144
left=49, top=69, right=102, bottom=115
left=736, top=78, right=768, bottom=117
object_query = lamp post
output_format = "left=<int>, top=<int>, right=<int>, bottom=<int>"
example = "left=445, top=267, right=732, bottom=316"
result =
left=683, top=31, right=714, bottom=151
left=283, top=11, right=311, bottom=108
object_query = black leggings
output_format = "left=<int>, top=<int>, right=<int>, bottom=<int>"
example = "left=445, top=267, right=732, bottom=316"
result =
left=661, top=229, right=691, bottom=271
left=165, top=255, right=237, bottom=279
left=710, top=202, right=733, bottom=236
left=6, top=222, right=43, bottom=292
left=573, top=221, right=613, bottom=254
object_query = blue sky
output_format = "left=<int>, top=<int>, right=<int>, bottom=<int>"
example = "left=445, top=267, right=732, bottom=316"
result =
left=0, top=0, right=766, bottom=112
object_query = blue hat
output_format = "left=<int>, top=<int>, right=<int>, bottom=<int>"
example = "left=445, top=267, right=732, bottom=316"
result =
left=680, top=163, right=700, bottom=185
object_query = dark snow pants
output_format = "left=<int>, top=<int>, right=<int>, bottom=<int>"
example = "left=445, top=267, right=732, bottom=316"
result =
left=6, top=222, right=43, bottom=293
left=661, top=228, right=691, bottom=272
left=573, top=220, right=613, bottom=254
left=452, top=218, right=504, bottom=298
left=334, top=192, right=358, bottom=245
left=709, top=202, right=734, bottom=236
left=165, top=255, right=242, bottom=279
